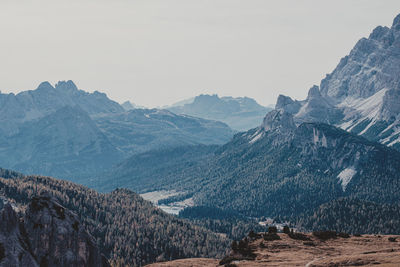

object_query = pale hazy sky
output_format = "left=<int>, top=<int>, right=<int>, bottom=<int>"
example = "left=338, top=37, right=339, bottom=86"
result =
left=1, top=0, right=399, bottom=107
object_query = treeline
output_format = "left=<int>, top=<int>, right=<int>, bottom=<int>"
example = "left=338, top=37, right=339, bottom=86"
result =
left=0, top=174, right=230, bottom=266
left=179, top=206, right=267, bottom=240
left=295, top=198, right=400, bottom=235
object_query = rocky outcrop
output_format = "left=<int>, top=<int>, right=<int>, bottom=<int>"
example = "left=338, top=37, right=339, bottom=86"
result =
left=0, top=204, right=38, bottom=267
left=0, top=196, right=109, bottom=267
left=262, top=109, right=296, bottom=133
left=275, top=94, right=301, bottom=114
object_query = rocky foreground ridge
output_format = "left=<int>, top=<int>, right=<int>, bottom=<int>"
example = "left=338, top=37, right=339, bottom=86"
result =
left=147, top=230, right=400, bottom=267
left=0, top=195, right=109, bottom=267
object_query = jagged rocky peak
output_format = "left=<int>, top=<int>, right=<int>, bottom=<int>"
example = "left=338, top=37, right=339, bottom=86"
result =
left=262, top=109, right=296, bottom=133
left=275, top=94, right=301, bottom=114
left=319, top=12, right=400, bottom=101
left=0, top=194, right=109, bottom=267
left=55, top=80, right=78, bottom=91
left=270, top=13, right=400, bottom=149
left=121, top=101, right=136, bottom=111
left=36, top=81, right=54, bottom=91
left=294, top=85, right=340, bottom=124
left=393, top=13, right=400, bottom=29
left=307, top=85, right=322, bottom=99
left=369, top=26, right=390, bottom=41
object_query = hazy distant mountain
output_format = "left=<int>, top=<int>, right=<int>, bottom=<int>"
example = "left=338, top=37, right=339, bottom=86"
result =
left=277, top=13, right=400, bottom=150
left=0, top=81, right=233, bottom=180
left=166, top=94, right=272, bottom=131
left=0, top=106, right=123, bottom=180
left=0, top=80, right=124, bottom=136
left=121, top=100, right=146, bottom=110
left=95, top=109, right=232, bottom=155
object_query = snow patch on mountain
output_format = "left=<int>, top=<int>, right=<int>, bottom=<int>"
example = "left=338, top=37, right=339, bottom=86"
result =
left=313, top=128, right=328, bottom=147
left=249, top=130, right=264, bottom=144
left=337, top=89, right=387, bottom=133
left=338, top=167, right=357, bottom=191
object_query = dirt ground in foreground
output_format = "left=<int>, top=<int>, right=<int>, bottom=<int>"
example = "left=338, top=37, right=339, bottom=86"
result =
left=146, top=233, right=400, bottom=267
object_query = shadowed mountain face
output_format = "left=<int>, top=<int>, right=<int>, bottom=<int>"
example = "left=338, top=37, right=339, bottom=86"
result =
left=0, top=82, right=234, bottom=181
left=277, top=13, right=400, bottom=150
left=167, top=94, right=272, bottom=131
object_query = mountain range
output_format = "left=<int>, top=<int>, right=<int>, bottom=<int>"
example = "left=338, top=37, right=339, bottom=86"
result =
left=97, top=109, right=400, bottom=219
left=166, top=94, right=272, bottom=131
left=91, top=13, right=400, bottom=236
left=3, top=11, right=400, bottom=267
left=0, top=81, right=234, bottom=181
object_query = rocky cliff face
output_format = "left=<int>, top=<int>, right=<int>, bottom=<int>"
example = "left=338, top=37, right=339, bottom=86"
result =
left=0, top=204, right=38, bottom=267
left=0, top=196, right=109, bottom=267
left=277, top=13, right=400, bottom=150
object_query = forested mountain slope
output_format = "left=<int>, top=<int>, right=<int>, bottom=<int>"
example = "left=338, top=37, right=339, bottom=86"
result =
left=0, top=170, right=230, bottom=266
left=100, top=109, right=400, bottom=225
left=91, top=145, right=217, bottom=193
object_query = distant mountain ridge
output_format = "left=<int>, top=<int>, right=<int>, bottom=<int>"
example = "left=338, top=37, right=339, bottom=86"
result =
left=277, top=13, right=400, bottom=150
left=0, top=81, right=234, bottom=181
left=0, top=106, right=123, bottom=180
left=167, top=94, right=272, bottom=131
left=0, top=80, right=123, bottom=135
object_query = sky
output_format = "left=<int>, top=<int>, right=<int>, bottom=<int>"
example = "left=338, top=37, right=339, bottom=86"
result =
left=1, top=0, right=399, bottom=108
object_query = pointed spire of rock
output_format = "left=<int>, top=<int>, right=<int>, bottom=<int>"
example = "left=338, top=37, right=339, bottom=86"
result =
left=275, top=95, right=301, bottom=114
left=392, top=13, right=400, bottom=28
left=307, top=85, right=322, bottom=99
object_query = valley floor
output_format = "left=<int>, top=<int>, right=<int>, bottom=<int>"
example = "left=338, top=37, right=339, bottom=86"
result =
left=146, top=233, right=400, bottom=267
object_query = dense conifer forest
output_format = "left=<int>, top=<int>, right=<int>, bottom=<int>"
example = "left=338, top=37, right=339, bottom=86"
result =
left=0, top=170, right=230, bottom=266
